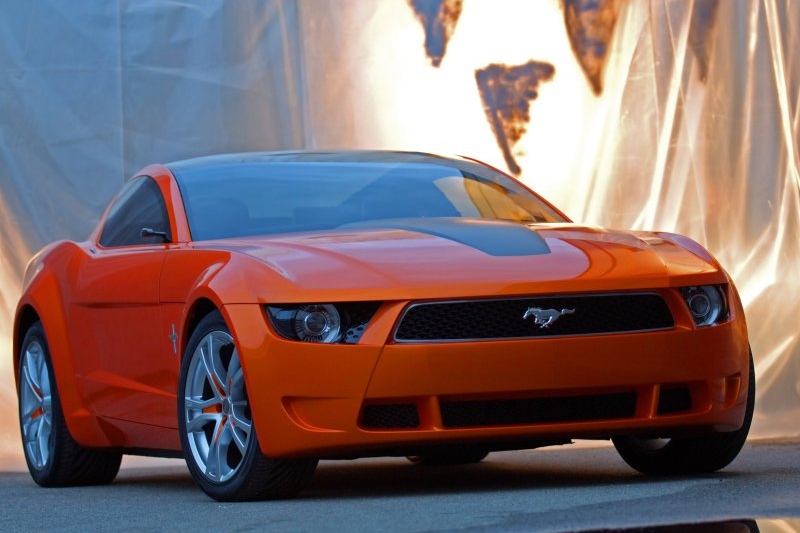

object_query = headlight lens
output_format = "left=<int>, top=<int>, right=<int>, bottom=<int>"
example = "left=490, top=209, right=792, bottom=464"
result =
left=681, top=285, right=727, bottom=327
left=294, top=304, right=341, bottom=343
left=266, top=302, right=381, bottom=344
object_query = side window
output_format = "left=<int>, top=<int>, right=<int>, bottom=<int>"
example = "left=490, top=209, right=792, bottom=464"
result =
left=99, top=177, right=171, bottom=247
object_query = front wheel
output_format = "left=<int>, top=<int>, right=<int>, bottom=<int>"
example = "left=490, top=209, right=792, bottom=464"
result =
left=178, top=311, right=317, bottom=501
left=612, top=352, right=755, bottom=476
left=17, top=322, right=121, bottom=486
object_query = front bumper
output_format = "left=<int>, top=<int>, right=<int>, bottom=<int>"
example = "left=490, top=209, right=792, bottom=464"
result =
left=224, top=297, right=751, bottom=459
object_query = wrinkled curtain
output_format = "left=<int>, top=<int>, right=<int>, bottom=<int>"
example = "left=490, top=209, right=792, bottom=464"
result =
left=0, top=0, right=797, bottom=468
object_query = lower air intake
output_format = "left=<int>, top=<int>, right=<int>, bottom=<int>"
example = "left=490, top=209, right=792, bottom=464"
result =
left=440, top=392, right=637, bottom=428
left=361, top=404, right=420, bottom=429
left=657, top=387, right=692, bottom=415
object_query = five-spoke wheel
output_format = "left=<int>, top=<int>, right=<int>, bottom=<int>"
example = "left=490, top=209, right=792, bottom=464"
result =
left=182, top=329, right=252, bottom=483
left=178, top=311, right=317, bottom=501
left=19, top=333, right=53, bottom=472
left=17, top=321, right=121, bottom=486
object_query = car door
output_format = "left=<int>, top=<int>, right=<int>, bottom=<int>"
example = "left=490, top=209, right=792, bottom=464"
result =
left=68, top=176, right=178, bottom=429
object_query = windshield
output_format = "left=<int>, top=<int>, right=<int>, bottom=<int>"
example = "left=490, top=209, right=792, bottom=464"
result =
left=172, top=159, right=566, bottom=241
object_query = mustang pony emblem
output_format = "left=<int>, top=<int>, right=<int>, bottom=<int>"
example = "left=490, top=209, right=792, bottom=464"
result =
left=523, top=307, right=575, bottom=328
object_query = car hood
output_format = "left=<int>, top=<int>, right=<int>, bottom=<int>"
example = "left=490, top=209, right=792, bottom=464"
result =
left=202, top=218, right=724, bottom=302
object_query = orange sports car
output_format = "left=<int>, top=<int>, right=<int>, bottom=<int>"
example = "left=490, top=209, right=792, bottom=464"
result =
left=14, top=151, right=753, bottom=501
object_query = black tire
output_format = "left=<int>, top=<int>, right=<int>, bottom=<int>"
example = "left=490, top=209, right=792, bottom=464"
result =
left=178, top=311, right=317, bottom=501
left=407, top=447, right=490, bottom=465
left=17, top=322, right=122, bottom=487
left=612, top=351, right=755, bottom=476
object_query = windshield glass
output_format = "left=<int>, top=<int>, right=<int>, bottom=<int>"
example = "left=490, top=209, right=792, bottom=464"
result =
left=173, top=159, right=566, bottom=241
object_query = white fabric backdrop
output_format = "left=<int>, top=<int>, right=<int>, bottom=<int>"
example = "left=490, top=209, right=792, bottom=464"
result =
left=0, top=0, right=798, bottom=468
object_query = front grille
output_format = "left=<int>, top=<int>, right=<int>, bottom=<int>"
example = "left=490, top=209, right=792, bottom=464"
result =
left=394, top=293, right=674, bottom=342
left=361, top=404, right=420, bottom=429
left=440, top=392, right=637, bottom=428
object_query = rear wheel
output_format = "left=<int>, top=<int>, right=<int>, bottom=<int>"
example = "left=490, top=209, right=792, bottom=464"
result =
left=178, top=311, right=317, bottom=501
left=17, top=322, right=122, bottom=486
left=612, top=352, right=755, bottom=476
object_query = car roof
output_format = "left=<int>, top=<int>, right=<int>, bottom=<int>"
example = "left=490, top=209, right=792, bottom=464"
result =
left=166, top=150, right=473, bottom=173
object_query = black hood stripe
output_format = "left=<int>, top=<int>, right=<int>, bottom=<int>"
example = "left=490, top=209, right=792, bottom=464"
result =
left=347, top=218, right=551, bottom=256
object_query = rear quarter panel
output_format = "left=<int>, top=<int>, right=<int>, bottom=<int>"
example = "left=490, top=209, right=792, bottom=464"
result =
left=14, top=241, right=111, bottom=447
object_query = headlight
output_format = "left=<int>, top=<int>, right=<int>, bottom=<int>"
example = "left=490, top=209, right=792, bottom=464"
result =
left=266, top=302, right=381, bottom=344
left=295, top=304, right=341, bottom=343
left=680, top=285, right=727, bottom=327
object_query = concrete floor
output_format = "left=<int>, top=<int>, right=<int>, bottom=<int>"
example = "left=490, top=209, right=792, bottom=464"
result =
left=1, top=439, right=798, bottom=533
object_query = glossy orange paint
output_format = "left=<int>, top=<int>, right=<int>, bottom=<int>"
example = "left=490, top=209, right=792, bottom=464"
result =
left=232, top=290, right=749, bottom=458
left=13, top=153, right=751, bottom=463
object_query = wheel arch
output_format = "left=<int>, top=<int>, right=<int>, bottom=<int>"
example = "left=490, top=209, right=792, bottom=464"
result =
left=181, top=297, right=221, bottom=360
left=13, top=304, right=42, bottom=388
left=14, top=272, right=74, bottom=394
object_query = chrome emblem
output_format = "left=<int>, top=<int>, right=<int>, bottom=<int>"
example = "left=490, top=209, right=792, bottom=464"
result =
left=168, top=323, right=178, bottom=354
left=523, top=307, right=575, bottom=329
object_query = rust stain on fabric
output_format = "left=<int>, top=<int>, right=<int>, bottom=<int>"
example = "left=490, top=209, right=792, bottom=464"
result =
left=408, top=0, right=463, bottom=67
left=563, top=0, right=619, bottom=95
left=475, top=61, right=556, bottom=175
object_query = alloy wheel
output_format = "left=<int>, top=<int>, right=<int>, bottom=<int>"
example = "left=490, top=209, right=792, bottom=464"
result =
left=19, top=340, right=53, bottom=471
left=183, top=331, right=252, bottom=483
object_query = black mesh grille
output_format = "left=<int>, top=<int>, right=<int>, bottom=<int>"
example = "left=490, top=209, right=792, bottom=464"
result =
left=361, top=404, right=420, bottom=429
left=395, top=293, right=674, bottom=342
left=440, top=392, right=637, bottom=428
left=342, top=302, right=382, bottom=343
